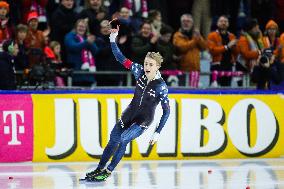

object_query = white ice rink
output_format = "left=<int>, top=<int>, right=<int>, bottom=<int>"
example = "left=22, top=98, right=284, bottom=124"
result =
left=1, top=158, right=284, bottom=189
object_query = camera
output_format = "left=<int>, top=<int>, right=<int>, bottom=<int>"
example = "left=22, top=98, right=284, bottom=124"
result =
left=259, top=48, right=273, bottom=65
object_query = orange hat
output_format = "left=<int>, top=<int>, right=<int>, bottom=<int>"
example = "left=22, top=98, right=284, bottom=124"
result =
left=27, top=11, right=38, bottom=23
left=265, top=20, right=278, bottom=30
left=0, top=1, right=9, bottom=12
left=280, top=33, right=284, bottom=43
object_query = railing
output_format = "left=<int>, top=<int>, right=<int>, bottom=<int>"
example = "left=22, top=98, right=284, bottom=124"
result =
left=15, top=70, right=252, bottom=89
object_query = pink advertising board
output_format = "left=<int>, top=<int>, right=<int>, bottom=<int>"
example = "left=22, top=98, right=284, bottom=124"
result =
left=0, top=95, right=33, bottom=162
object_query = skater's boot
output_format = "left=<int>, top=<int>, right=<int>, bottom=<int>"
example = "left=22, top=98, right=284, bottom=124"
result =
left=85, top=168, right=103, bottom=178
left=89, top=169, right=111, bottom=182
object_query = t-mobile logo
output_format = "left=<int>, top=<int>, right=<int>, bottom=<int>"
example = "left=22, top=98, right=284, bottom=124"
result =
left=3, top=111, right=25, bottom=145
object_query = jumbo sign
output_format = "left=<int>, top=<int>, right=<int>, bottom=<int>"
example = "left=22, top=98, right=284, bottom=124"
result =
left=32, top=94, right=284, bottom=162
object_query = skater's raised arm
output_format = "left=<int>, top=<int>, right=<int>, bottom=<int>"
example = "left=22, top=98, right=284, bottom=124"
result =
left=109, top=23, right=144, bottom=80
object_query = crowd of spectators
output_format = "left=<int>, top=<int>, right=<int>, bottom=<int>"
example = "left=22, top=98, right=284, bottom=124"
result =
left=0, top=0, right=283, bottom=90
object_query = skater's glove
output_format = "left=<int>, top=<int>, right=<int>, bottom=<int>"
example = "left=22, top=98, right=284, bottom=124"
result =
left=109, top=31, right=118, bottom=42
left=150, top=132, right=160, bottom=145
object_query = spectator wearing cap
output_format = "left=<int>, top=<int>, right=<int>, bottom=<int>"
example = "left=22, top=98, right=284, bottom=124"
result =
left=263, top=20, right=280, bottom=51
left=0, top=40, right=19, bottom=90
left=237, top=18, right=264, bottom=72
left=0, top=1, right=12, bottom=46
left=22, top=0, right=48, bottom=30
left=25, top=11, right=45, bottom=69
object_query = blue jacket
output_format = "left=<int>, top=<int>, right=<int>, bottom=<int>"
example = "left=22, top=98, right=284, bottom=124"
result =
left=64, top=31, right=98, bottom=83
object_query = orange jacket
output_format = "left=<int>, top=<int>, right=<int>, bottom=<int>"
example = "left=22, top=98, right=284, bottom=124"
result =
left=207, top=31, right=238, bottom=63
left=237, top=35, right=261, bottom=70
left=173, top=31, right=206, bottom=71
left=274, top=33, right=284, bottom=63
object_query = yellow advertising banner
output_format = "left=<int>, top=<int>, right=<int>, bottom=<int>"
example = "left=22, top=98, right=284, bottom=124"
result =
left=32, top=93, right=284, bottom=162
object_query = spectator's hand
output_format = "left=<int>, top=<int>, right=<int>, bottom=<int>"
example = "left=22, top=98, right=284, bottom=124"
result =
left=119, top=35, right=127, bottom=44
left=1, top=18, right=8, bottom=28
left=150, top=32, right=159, bottom=44
left=270, top=55, right=275, bottom=64
left=24, top=68, right=30, bottom=76
left=87, top=34, right=95, bottom=43
left=193, top=29, right=201, bottom=39
left=149, top=132, right=160, bottom=145
left=227, top=39, right=238, bottom=48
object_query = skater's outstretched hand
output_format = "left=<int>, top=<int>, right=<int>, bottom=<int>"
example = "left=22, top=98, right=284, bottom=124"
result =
left=109, top=18, right=120, bottom=42
left=150, top=132, right=160, bottom=145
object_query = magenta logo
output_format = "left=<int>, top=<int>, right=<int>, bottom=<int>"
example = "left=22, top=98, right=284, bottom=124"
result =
left=0, top=95, right=33, bottom=162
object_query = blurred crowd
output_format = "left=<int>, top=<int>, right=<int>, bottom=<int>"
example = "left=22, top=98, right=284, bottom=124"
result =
left=0, top=0, right=284, bottom=90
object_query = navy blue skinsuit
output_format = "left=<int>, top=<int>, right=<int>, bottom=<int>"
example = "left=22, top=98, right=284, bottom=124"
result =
left=97, top=42, right=170, bottom=172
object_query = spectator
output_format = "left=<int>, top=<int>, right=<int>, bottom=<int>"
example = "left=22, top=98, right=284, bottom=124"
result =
left=118, top=7, right=136, bottom=35
left=207, top=15, right=239, bottom=87
left=114, top=0, right=149, bottom=33
left=251, top=0, right=274, bottom=32
left=50, top=0, right=77, bottom=63
left=173, top=14, right=207, bottom=88
left=131, top=22, right=158, bottom=64
left=156, top=25, right=179, bottom=86
left=64, top=19, right=98, bottom=87
left=46, top=0, right=60, bottom=21
left=14, top=24, right=29, bottom=71
left=148, top=9, right=164, bottom=36
left=96, top=20, right=125, bottom=86
left=251, top=48, right=276, bottom=89
left=25, top=11, right=45, bottom=69
left=44, top=41, right=66, bottom=86
left=210, top=0, right=248, bottom=35
left=116, top=7, right=133, bottom=56
left=22, top=0, right=48, bottom=30
left=157, top=25, right=176, bottom=70
left=0, top=1, right=12, bottom=47
left=0, top=39, right=19, bottom=90
left=237, top=18, right=264, bottom=73
left=78, top=0, right=109, bottom=36
left=120, top=0, right=148, bottom=18
left=263, top=20, right=280, bottom=50
left=271, top=32, right=284, bottom=89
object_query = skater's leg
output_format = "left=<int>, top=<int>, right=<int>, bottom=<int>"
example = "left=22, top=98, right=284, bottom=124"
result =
left=97, top=121, right=124, bottom=170
left=106, top=123, right=145, bottom=172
